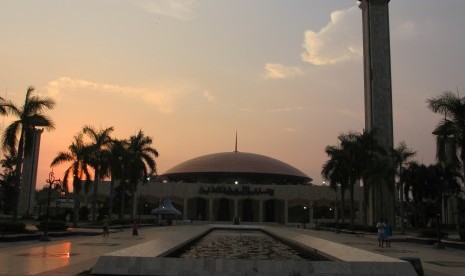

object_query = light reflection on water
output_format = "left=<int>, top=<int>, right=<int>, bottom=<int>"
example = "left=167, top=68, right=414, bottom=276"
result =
left=13, top=241, right=73, bottom=274
left=180, top=230, right=310, bottom=260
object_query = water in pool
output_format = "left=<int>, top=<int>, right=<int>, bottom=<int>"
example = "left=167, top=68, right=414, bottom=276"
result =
left=177, top=229, right=312, bottom=260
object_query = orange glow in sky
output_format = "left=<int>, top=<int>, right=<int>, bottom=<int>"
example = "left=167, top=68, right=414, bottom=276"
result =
left=1, top=0, right=465, bottom=188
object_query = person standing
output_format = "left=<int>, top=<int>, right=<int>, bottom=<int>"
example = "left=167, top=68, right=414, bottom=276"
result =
left=102, top=215, right=110, bottom=237
left=384, top=219, right=392, bottom=248
left=376, top=219, right=385, bottom=247
left=132, top=220, right=139, bottom=237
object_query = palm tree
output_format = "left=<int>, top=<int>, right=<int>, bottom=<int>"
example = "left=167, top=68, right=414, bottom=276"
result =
left=338, top=132, right=361, bottom=226
left=125, top=130, right=158, bottom=219
left=1, top=86, right=55, bottom=219
left=322, top=144, right=349, bottom=224
left=108, top=139, right=128, bottom=218
left=392, top=141, right=416, bottom=234
left=355, top=130, right=386, bottom=226
left=82, top=125, right=114, bottom=221
left=427, top=91, right=465, bottom=178
left=323, top=131, right=372, bottom=226
left=0, top=96, right=8, bottom=115
left=366, top=149, right=395, bottom=224
left=403, top=162, right=431, bottom=227
left=0, top=149, right=17, bottom=214
left=50, top=133, right=92, bottom=227
left=430, top=163, right=462, bottom=224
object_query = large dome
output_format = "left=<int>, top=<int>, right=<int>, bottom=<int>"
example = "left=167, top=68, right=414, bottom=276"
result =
left=162, top=151, right=311, bottom=185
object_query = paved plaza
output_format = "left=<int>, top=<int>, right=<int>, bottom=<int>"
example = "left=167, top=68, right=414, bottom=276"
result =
left=0, top=224, right=464, bottom=275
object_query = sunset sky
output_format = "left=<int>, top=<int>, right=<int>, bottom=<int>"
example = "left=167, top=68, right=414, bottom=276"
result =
left=1, top=0, right=465, bottom=188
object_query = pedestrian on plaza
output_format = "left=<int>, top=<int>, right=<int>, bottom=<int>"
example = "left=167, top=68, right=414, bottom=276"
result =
left=102, top=215, right=110, bottom=237
left=384, top=219, right=392, bottom=248
left=376, top=218, right=385, bottom=247
left=132, top=220, right=139, bottom=237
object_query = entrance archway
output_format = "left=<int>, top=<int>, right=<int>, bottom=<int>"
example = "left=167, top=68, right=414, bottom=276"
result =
left=264, top=199, right=276, bottom=222
left=217, top=197, right=231, bottom=221
left=242, top=199, right=254, bottom=222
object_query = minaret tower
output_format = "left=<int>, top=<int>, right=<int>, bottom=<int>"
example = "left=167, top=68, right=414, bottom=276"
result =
left=359, top=0, right=394, bottom=225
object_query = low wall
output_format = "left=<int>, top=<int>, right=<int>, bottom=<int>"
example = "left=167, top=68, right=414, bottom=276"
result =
left=91, top=225, right=416, bottom=276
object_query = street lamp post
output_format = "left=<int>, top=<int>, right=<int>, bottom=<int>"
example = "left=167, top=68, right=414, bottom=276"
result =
left=40, top=171, right=63, bottom=242
left=435, top=212, right=445, bottom=249
left=335, top=199, right=340, bottom=234
left=304, top=204, right=313, bottom=229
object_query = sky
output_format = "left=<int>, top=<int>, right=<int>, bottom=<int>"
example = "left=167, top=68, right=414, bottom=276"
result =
left=1, top=0, right=465, bottom=189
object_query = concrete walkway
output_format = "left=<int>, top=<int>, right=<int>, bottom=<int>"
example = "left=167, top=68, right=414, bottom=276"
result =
left=296, top=228, right=465, bottom=276
left=0, top=225, right=464, bottom=275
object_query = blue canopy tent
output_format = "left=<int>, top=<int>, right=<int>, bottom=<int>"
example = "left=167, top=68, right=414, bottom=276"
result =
left=151, top=198, right=181, bottom=216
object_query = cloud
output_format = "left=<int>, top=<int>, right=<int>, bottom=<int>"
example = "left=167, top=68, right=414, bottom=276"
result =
left=392, top=21, right=417, bottom=40
left=301, top=6, right=361, bottom=65
left=203, top=90, right=216, bottom=102
left=133, top=0, right=197, bottom=19
left=263, top=63, right=304, bottom=79
left=45, top=77, right=193, bottom=114
left=267, top=107, right=305, bottom=113
left=283, top=127, right=297, bottom=132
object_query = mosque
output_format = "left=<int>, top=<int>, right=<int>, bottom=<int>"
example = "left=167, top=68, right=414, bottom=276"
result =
left=122, top=145, right=364, bottom=225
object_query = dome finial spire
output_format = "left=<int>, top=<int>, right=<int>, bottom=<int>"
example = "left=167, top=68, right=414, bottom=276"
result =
left=235, top=130, right=238, bottom=152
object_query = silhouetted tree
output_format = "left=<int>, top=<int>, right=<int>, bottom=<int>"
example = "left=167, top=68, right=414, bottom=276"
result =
left=1, top=86, right=55, bottom=219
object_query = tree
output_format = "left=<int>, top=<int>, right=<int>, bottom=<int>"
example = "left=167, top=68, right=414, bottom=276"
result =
left=392, top=141, right=416, bottom=234
left=322, top=144, right=349, bottom=224
left=1, top=86, right=55, bottom=219
left=125, top=130, right=158, bottom=219
left=50, top=133, right=92, bottom=227
left=427, top=91, right=465, bottom=178
left=108, top=139, right=128, bottom=218
left=82, top=125, right=114, bottom=221
left=0, top=150, right=17, bottom=215
left=337, top=132, right=361, bottom=226
left=0, top=96, right=8, bottom=115
left=356, top=130, right=386, bottom=226
left=429, top=163, right=462, bottom=225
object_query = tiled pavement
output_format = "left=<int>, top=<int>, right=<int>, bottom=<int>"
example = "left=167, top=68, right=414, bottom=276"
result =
left=0, top=225, right=464, bottom=275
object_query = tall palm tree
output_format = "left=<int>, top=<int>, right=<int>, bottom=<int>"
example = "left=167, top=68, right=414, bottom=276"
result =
left=50, top=133, right=92, bottom=227
left=392, top=141, right=416, bottom=234
left=355, top=130, right=386, bottom=226
left=0, top=149, right=17, bottom=214
left=126, top=130, right=158, bottom=219
left=0, top=96, right=8, bottom=115
left=403, top=162, right=432, bottom=227
left=108, top=139, right=128, bottom=218
left=323, top=131, right=371, bottom=226
left=82, top=125, right=114, bottom=221
left=365, top=149, right=395, bottom=224
left=1, top=86, right=55, bottom=219
left=430, top=163, right=462, bottom=224
left=427, top=91, right=465, bottom=178
left=338, top=132, right=361, bottom=225
left=322, top=144, right=349, bottom=224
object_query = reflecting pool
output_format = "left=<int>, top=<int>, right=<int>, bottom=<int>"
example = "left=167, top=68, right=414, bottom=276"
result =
left=174, top=229, right=316, bottom=260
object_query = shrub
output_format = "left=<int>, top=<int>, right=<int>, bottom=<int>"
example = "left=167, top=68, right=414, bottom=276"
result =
left=36, top=220, right=68, bottom=231
left=459, top=230, right=465, bottom=241
left=21, top=214, right=34, bottom=220
left=79, top=207, right=89, bottom=221
left=0, top=221, right=27, bottom=233
left=347, top=224, right=378, bottom=233
left=318, top=222, right=349, bottom=229
left=419, top=228, right=448, bottom=238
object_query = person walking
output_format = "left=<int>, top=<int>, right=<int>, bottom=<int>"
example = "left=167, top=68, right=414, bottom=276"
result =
left=384, top=219, right=392, bottom=248
left=132, top=220, right=139, bottom=237
left=376, top=218, right=385, bottom=247
left=102, top=215, right=110, bottom=237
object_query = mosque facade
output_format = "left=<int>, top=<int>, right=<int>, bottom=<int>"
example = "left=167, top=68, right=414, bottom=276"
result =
left=94, top=150, right=363, bottom=224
